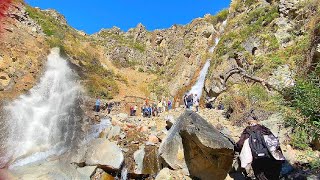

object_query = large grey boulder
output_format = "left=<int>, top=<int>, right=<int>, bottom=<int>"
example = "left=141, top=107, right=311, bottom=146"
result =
left=85, top=139, right=124, bottom=169
left=159, top=110, right=234, bottom=180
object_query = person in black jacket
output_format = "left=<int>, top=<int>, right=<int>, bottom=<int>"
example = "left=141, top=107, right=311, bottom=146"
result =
left=236, top=117, right=283, bottom=180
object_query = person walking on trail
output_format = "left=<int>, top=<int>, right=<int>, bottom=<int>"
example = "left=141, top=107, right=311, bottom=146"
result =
left=186, top=93, right=193, bottom=110
left=217, top=101, right=224, bottom=110
left=95, top=97, right=101, bottom=112
left=130, top=105, right=134, bottom=116
left=236, top=117, right=285, bottom=180
left=183, top=94, right=188, bottom=108
left=107, top=102, right=112, bottom=114
left=147, top=105, right=152, bottom=118
left=133, top=105, right=138, bottom=116
left=168, top=99, right=172, bottom=111
left=193, top=94, right=199, bottom=112
left=157, top=101, right=163, bottom=113
left=162, top=99, right=167, bottom=112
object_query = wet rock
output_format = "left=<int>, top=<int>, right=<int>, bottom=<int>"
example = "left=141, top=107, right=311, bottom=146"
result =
left=85, top=139, right=124, bottom=169
left=8, top=159, right=85, bottom=179
left=159, top=111, right=234, bottom=180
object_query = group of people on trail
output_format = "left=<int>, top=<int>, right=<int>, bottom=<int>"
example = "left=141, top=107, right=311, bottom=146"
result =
left=94, top=97, right=114, bottom=114
left=130, top=98, right=173, bottom=118
left=183, top=93, right=200, bottom=112
left=236, top=117, right=285, bottom=180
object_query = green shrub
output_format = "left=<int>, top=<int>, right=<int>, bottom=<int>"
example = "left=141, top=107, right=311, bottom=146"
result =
left=291, top=127, right=310, bottom=150
left=288, top=79, right=320, bottom=124
left=207, top=9, right=229, bottom=25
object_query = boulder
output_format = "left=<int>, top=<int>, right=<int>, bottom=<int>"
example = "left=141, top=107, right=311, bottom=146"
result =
left=155, top=168, right=191, bottom=180
left=159, top=111, right=234, bottom=180
left=133, top=146, right=145, bottom=174
left=85, top=139, right=124, bottom=170
left=77, top=166, right=97, bottom=179
left=148, top=135, right=159, bottom=144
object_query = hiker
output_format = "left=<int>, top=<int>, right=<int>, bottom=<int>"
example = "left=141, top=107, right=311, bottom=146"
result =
left=130, top=105, right=134, bottom=116
left=162, top=99, right=167, bottom=112
left=175, top=98, right=180, bottom=109
left=152, top=104, right=158, bottom=116
left=107, top=102, right=112, bottom=114
left=186, top=93, right=193, bottom=110
left=147, top=105, right=152, bottom=118
left=95, top=97, right=101, bottom=112
left=183, top=94, right=188, bottom=108
left=133, top=104, right=138, bottom=116
left=194, top=95, right=199, bottom=112
left=157, top=101, right=163, bottom=113
left=236, top=117, right=285, bottom=180
left=168, top=99, right=172, bottom=111
left=217, top=101, right=224, bottom=110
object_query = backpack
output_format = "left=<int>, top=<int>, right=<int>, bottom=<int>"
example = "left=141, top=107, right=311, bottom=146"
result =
left=187, top=95, right=193, bottom=102
left=249, top=130, right=271, bottom=159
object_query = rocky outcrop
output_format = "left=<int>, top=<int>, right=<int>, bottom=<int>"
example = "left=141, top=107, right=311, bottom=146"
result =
left=85, top=139, right=124, bottom=169
left=159, top=110, right=234, bottom=180
left=0, top=1, right=48, bottom=99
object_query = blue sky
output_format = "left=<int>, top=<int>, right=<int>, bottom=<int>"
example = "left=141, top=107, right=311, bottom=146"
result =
left=25, top=0, right=231, bottom=34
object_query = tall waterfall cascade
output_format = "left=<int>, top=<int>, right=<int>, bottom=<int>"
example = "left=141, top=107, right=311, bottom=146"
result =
left=188, top=20, right=228, bottom=100
left=0, top=48, right=83, bottom=168
left=188, top=60, right=211, bottom=99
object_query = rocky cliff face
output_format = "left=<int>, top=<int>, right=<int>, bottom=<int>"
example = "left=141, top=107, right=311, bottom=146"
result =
left=204, top=0, right=320, bottom=123
left=0, top=1, right=228, bottom=101
left=0, top=1, right=48, bottom=99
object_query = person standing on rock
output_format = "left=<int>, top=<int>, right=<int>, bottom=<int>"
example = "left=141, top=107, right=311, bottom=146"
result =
left=236, top=118, right=284, bottom=180
left=193, top=94, right=199, bottom=112
left=95, top=97, right=101, bottom=112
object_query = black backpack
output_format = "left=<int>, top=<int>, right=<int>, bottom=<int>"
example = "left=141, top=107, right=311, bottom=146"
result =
left=249, top=130, right=271, bottom=159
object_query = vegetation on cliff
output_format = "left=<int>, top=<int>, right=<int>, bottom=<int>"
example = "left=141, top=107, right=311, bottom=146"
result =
left=206, top=0, right=320, bottom=150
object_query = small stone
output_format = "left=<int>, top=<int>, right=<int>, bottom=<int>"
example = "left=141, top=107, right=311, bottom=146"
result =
left=148, top=135, right=159, bottom=144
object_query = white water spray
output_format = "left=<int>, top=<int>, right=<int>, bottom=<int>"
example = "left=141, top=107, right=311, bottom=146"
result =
left=188, top=60, right=211, bottom=99
left=0, top=48, right=82, bottom=168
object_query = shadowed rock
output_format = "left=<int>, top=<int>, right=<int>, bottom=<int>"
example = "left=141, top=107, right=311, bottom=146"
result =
left=159, top=110, right=234, bottom=180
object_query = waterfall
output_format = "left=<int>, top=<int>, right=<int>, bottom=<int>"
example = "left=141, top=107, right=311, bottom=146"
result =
left=0, top=48, right=82, bottom=168
left=208, top=19, right=228, bottom=53
left=188, top=60, right=211, bottom=100
left=187, top=20, right=228, bottom=100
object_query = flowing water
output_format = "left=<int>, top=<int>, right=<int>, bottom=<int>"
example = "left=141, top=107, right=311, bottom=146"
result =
left=187, top=20, right=228, bottom=99
left=188, top=60, right=211, bottom=99
left=0, top=48, right=84, bottom=168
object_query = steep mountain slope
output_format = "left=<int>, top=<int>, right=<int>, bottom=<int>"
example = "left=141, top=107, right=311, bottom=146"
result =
left=205, top=0, right=320, bottom=150
left=0, top=1, right=228, bottom=103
